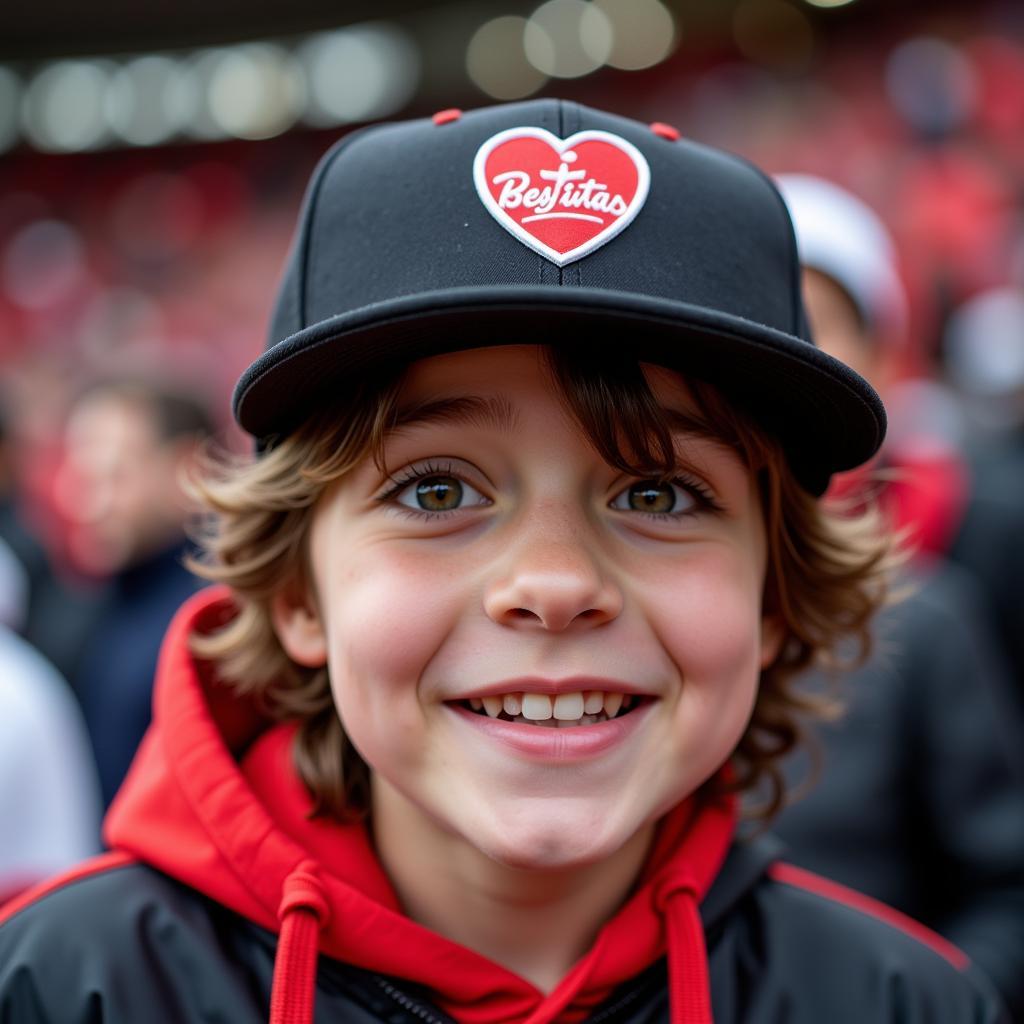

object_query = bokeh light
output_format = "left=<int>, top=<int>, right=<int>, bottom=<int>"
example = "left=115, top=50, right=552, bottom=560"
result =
left=298, top=25, right=420, bottom=126
left=207, top=44, right=305, bottom=140
left=169, top=49, right=232, bottom=142
left=524, top=0, right=614, bottom=79
left=22, top=60, right=113, bottom=152
left=593, top=0, right=676, bottom=71
left=105, top=56, right=190, bottom=147
left=467, top=16, right=549, bottom=99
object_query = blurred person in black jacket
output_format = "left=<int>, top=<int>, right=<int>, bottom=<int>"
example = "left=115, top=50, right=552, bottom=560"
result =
left=56, top=378, right=212, bottom=808
left=769, top=175, right=1024, bottom=1018
left=943, top=287, right=1024, bottom=706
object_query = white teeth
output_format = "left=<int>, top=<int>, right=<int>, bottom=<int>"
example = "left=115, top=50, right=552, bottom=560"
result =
left=553, top=692, right=585, bottom=721
left=521, top=693, right=553, bottom=721
left=466, top=689, right=639, bottom=723
left=506, top=711, right=609, bottom=727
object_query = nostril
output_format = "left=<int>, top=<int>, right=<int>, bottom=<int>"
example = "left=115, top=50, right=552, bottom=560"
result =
left=509, top=608, right=540, bottom=621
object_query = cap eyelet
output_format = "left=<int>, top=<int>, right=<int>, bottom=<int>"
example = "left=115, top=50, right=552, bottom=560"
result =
left=649, top=121, right=681, bottom=141
left=432, top=108, right=463, bottom=125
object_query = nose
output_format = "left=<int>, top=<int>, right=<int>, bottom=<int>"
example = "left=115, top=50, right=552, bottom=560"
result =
left=483, top=507, right=623, bottom=632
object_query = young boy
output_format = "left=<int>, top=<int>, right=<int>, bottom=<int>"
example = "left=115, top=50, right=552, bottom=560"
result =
left=0, top=100, right=1005, bottom=1023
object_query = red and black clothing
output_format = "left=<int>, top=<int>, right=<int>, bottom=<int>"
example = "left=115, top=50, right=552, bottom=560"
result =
left=0, top=589, right=1006, bottom=1023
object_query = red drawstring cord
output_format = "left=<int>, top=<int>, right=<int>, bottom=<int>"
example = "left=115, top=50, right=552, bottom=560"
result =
left=270, top=862, right=331, bottom=1024
left=267, top=844, right=719, bottom=1024
left=655, top=873, right=714, bottom=1024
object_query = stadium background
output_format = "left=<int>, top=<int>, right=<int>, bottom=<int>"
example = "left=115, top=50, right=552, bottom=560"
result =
left=0, top=0, right=1021, bottom=570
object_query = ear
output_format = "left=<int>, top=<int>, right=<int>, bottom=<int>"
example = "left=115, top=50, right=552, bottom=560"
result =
left=271, top=585, right=328, bottom=668
left=759, top=613, right=785, bottom=670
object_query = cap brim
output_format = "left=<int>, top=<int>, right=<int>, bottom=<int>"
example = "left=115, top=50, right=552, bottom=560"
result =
left=234, top=286, right=885, bottom=496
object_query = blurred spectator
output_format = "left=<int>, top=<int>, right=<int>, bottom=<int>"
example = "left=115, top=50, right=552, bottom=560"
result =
left=946, top=486, right=1024, bottom=705
left=767, top=174, right=1024, bottom=1017
left=942, top=287, right=1024, bottom=697
left=945, top=288, right=1024, bottom=441
left=55, top=378, right=212, bottom=808
left=0, top=499, right=28, bottom=633
left=0, top=535, right=101, bottom=905
left=0, top=403, right=97, bottom=679
left=770, top=558, right=1024, bottom=1019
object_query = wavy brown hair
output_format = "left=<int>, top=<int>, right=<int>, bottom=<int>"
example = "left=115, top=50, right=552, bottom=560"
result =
left=188, top=347, right=892, bottom=822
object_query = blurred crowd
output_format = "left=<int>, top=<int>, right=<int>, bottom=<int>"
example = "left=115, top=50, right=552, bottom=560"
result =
left=1, top=3, right=1023, bottom=1020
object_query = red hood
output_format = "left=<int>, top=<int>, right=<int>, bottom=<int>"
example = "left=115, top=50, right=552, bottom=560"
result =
left=106, top=587, right=735, bottom=1024
left=828, top=445, right=969, bottom=560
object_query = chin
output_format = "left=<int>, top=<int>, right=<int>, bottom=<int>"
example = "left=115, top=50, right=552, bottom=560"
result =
left=471, top=803, right=640, bottom=871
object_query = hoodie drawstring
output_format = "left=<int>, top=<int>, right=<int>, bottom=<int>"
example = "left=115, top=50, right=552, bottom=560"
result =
left=655, top=872, right=714, bottom=1024
left=270, top=862, right=330, bottom=1024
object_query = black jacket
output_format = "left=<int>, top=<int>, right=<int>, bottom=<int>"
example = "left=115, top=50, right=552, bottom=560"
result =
left=948, top=442, right=1024, bottom=713
left=771, top=560, right=1024, bottom=1018
left=0, top=836, right=1005, bottom=1023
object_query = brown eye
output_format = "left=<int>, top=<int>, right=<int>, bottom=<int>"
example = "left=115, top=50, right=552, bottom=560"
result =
left=415, top=476, right=463, bottom=511
left=610, top=480, right=697, bottom=516
left=392, top=470, right=490, bottom=514
left=627, top=483, right=675, bottom=513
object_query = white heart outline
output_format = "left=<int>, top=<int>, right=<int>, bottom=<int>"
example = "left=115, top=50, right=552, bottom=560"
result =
left=473, top=126, right=651, bottom=267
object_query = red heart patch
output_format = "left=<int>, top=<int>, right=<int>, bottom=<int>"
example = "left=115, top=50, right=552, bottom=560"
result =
left=473, top=127, right=650, bottom=267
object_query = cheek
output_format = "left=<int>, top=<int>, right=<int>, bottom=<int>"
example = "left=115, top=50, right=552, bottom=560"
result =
left=641, top=547, right=764, bottom=782
left=318, top=546, right=467, bottom=732
left=649, top=546, right=766, bottom=683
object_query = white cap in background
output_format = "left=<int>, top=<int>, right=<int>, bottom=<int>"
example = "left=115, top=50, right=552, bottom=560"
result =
left=776, top=173, right=908, bottom=345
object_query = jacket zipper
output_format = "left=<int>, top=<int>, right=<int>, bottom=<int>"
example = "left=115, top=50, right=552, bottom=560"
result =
left=372, top=973, right=651, bottom=1024
left=373, top=976, right=451, bottom=1024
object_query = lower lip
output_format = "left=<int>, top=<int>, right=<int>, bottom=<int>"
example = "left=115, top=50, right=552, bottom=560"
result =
left=447, top=701, right=654, bottom=762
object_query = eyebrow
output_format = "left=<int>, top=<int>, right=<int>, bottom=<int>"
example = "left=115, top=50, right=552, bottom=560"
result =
left=388, top=395, right=521, bottom=436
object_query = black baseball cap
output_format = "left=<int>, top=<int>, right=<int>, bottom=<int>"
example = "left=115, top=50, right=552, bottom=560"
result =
left=233, top=98, right=885, bottom=495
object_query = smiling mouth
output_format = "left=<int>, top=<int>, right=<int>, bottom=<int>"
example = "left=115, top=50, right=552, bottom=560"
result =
left=458, top=690, right=645, bottom=728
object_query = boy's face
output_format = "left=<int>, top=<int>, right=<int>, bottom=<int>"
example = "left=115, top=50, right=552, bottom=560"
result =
left=276, top=345, right=780, bottom=870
